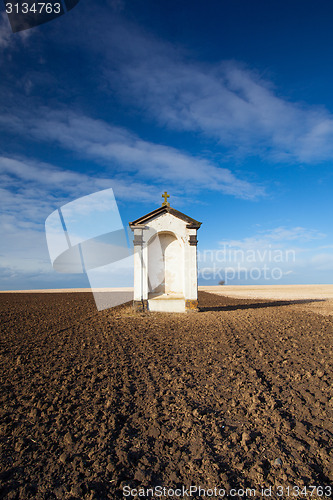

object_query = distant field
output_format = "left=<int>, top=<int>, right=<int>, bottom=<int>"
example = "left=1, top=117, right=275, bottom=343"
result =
left=2, top=284, right=333, bottom=315
left=0, top=288, right=134, bottom=293
left=200, top=285, right=333, bottom=316
left=2, top=284, right=333, bottom=300
left=199, top=284, right=333, bottom=299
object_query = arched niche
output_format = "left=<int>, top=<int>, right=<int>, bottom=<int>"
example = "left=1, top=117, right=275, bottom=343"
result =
left=148, top=231, right=184, bottom=296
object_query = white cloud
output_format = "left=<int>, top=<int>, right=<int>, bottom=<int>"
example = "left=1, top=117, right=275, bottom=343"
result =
left=198, top=226, right=333, bottom=284
left=0, top=154, right=160, bottom=287
left=310, top=253, right=333, bottom=271
left=0, top=110, right=264, bottom=200
left=261, top=226, right=326, bottom=242
left=97, top=22, right=333, bottom=164
left=0, top=154, right=159, bottom=202
left=0, top=146, right=260, bottom=289
left=220, top=226, right=326, bottom=250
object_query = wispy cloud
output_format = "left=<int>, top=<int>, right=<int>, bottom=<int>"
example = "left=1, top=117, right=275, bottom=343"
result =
left=97, top=21, right=333, bottom=164
left=0, top=154, right=160, bottom=222
left=311, top=253, right=333, bottom=271
left=0, top=145, right=261, bottom=288
left=0, top=110, right=264, bottom=200
left=220, top=226, right=327, bottom=250
left=0, top=154, right=159, bottom=286
left=198, top=226, right=333, bottom=284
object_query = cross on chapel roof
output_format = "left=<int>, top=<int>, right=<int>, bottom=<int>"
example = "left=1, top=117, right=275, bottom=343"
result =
left=162, top=191, right=170, bottom=207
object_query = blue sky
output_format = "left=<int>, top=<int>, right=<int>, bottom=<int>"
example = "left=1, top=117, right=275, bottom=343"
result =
left=1, top=0, right=333, bottom=289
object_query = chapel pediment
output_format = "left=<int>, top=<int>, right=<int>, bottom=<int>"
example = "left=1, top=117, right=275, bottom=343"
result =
left=129, top=202, right=201, bottom=229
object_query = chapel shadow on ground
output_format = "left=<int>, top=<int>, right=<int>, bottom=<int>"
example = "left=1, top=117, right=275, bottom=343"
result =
left=198, top=293, right=325, bottom=312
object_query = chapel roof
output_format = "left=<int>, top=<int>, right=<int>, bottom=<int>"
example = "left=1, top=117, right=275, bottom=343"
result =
left=129, top=204, right=202, bottom=229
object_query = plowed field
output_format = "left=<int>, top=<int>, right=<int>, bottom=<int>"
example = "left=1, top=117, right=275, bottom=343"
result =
left=0, top=292, right=332, bottom=499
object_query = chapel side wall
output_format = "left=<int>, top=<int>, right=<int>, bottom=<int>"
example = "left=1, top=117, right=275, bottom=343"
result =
left=184, top=239, right=190, bottom=299
left=183, top=230, right=198, bottom=302
left=133, top=228, right=143, bottom=302
left=187, top=227, right=198, bottom=301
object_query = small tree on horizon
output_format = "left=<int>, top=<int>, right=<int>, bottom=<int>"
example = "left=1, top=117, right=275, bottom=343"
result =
left=218, top=280, right=225, bottom=286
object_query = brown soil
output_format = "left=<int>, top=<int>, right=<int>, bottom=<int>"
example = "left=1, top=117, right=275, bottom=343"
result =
left=0, top=292, right=332, bottom=499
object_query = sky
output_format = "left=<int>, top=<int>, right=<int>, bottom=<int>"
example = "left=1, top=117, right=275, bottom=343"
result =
left=1, top=0, right=333, bottom=289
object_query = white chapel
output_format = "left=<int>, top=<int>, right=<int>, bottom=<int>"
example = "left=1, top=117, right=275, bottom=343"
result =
left=129, top=192, right=201, bottom=313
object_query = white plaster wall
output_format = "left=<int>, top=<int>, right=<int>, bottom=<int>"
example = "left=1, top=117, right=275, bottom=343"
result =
left=147, top=213, right=187, bottom=239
